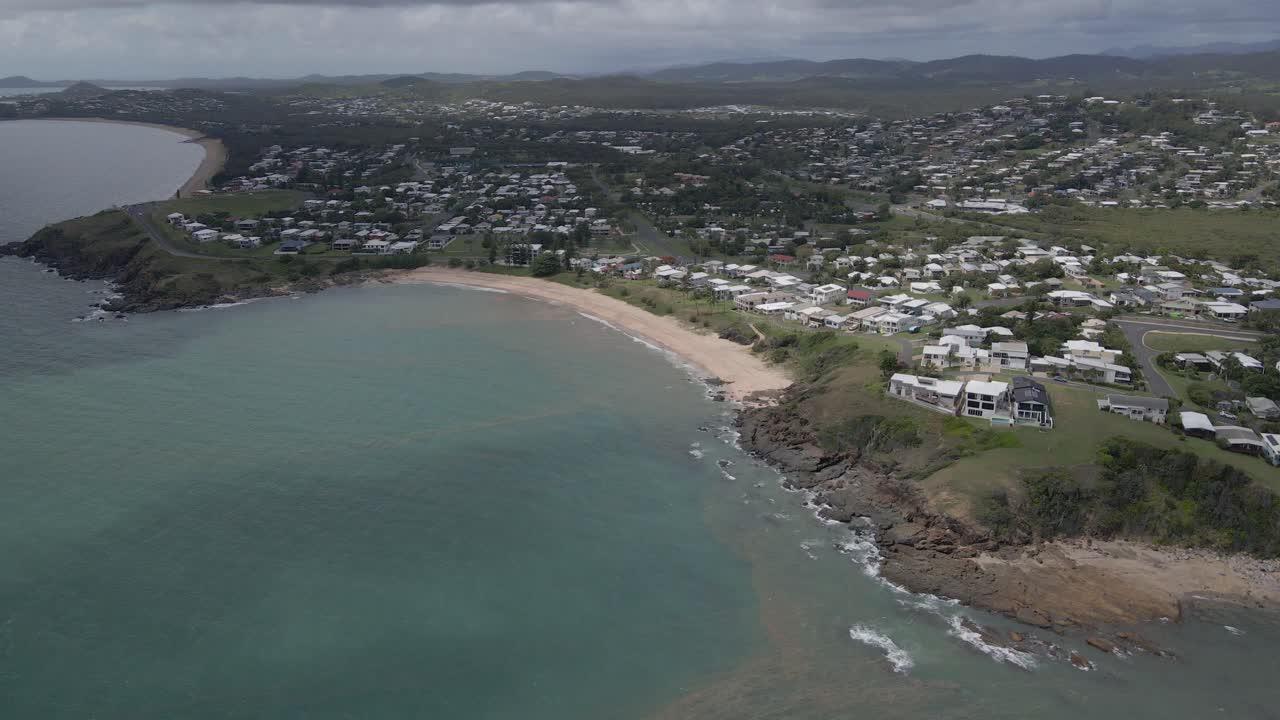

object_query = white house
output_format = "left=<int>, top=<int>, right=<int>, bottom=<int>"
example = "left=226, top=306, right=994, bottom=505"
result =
left=963, top=380, right=1010, bottom=419
left=809, top=283, right=847, bottom=306
left=1098, top=395, right=1167, bottom=423
left=889, top=373, right=965, bottom=414
left=990, top=341, right=1030, bottom=371
left=1201, top=301, right=1249, bottom=321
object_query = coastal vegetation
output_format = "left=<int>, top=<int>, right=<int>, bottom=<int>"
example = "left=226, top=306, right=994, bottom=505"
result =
left=981, top=438, right=1280, bottom=557
left=566, top=278, right=1280, bottom=561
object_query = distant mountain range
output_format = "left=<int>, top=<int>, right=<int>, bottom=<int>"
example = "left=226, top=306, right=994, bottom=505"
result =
left=1103, top=38, right=1280, bottom=59
left=7, top=44, right=1280, bottom=108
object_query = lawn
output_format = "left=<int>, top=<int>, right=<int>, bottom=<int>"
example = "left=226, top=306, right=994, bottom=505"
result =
left=160, top=190, right=307, bottom=219
left=1142, top=331, right=1258, bottom=353
left=920, top=380, right=1279, bottom=522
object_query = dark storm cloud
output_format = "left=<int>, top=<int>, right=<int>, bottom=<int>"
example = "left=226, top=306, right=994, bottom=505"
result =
left=3, top=0, right=1280, bottom=79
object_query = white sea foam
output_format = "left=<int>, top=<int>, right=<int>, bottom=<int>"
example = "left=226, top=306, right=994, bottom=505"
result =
left=945, top=615, right=1037, bottom=670
left=1224, top=625, right=1244, bottom=636
left=800, top=540, right=821, bottom=560
left=848, top=625, right=914, bottom=674
left=836, top=531, right=884, bottom=578
left=177, top=299, right=258, bottom=312
left=576, top=312, right=704, bottom=380
left=432, top=282, right=509, bottom=294
left=688, top=448, right=704, bottom=459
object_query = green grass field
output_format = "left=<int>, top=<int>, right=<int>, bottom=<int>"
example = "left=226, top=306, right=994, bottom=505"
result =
left=161, top=190, right=307, bottom=219
left=921, top=380, right=1279, bottom=522
left=974, top=205, right=1280, bottom=269
left=1141, top=331, right=1258, bottom=353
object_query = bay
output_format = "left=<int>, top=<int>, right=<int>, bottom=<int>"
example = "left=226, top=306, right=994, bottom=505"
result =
left=2, top=119, right=1278, bottom=720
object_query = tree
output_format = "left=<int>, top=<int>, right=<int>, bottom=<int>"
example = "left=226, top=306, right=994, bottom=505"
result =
left=878, top=349, right=900, bottom=379
left=953, top=292, right=973, bottom=310
left=532, top=253, right=562, bottom=277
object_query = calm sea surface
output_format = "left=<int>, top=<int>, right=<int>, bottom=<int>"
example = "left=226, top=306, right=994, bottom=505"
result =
left=1, top=120, right=1278, bottom=719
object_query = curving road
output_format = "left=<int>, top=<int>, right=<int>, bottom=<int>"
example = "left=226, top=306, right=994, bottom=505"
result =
left=125, top=204, right=248, bottom=260
left=1112, top=316, right=1265, bottom=398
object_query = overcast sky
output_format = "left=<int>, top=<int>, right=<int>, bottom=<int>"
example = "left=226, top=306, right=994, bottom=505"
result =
left=1, top=0, right=1278, bottom=80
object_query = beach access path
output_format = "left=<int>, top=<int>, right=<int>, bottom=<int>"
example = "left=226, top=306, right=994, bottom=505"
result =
left=390, top=268, right=792, bottom=401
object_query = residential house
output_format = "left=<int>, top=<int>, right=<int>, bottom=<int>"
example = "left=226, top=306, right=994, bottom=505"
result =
left=846, top=288, right=874, bottom=307
left=945, top=324, right=988, bottom=347
left=1072, top=356, right=1132, bottom=384
left=1201, top=301, right=1249, bottom=322
left=735, top=291, right=793, bottom=312
left=1262, top=433, right=1280, bottom=467
left=1098, top=395, right=1168, bottom=424
left=848, top=306, right=888, bottom=331
left=990, top=341, right=1030, bottom=372
left=809, top=283, right=847, bottom=306
left=1246, top=396, right=1280, bottom=420
left=1062, top=340, right=1121, bottom=365
left=1215, top=426, right=1266, bottom=456
left=875, top=312, right=912, bottom=335
left=889, top=374, right=965, bottom=414
left=1179, top=411, right=1216, bottom=439
left=1009, top=376, right=1053, bottom=427
left=963, top=380, right=1009, bottom=420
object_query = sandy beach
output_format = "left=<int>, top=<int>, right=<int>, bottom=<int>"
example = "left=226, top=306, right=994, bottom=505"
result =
left=41, top=117, right=226, bottom=197
left=390, top=268, right=792, bottom=401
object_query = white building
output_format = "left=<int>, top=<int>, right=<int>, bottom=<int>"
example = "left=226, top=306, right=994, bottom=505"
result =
left=963, top=380, right=1009, bottom=419
left=889, top=374, right=965, bottom=414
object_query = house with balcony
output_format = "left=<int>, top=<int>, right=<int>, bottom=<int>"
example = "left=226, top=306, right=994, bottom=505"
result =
left=1009, top=377, right=1053, bottom=427
left=888, top=374, right=965, bottom=414
left=963, top=380, right=1009, bottom=420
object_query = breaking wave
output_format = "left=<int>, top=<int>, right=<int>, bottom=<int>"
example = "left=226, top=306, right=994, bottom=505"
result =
left=848, top=625, right=914, bottom=674
left=945, top=615, right=1038, bottom=670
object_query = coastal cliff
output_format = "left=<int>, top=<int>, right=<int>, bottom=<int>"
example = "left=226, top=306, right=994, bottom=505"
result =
left=737, top=382, right=1280, bottom=649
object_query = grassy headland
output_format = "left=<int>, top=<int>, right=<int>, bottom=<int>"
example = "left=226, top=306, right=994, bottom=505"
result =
left=0, top=208, right=426, bottom=311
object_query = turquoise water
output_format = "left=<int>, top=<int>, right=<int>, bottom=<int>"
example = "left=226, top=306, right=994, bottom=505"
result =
left=3, top=119, right=1279, bottom=719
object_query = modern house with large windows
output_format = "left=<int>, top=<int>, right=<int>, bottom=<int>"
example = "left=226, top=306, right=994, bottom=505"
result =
left=1009, top=377, right=1053, bottom=427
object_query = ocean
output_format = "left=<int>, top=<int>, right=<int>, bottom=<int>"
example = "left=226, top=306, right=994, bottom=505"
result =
left=2, top=119, right=1278, bottom=719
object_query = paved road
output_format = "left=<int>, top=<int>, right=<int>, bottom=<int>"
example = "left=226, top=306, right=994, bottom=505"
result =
left=1112, top=316, right=1265, bottom=399
left=1113, top=315, right=1266, bottom=339
left=125, top=204, right=248, bottom=261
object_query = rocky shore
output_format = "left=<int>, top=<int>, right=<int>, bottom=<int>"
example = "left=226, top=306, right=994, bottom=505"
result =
left=736, top=386, right=1280, bottom=654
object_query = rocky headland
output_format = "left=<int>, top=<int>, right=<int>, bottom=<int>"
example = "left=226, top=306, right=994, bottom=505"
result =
left=737, top=384, right=1280, bottom=653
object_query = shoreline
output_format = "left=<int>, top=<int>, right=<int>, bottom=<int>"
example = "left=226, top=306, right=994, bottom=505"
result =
left=738, top=401, right=1280, bottom=644
left=33, top=117, right=227, bottom=197
left=387, top=268, right=791, bottom=402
